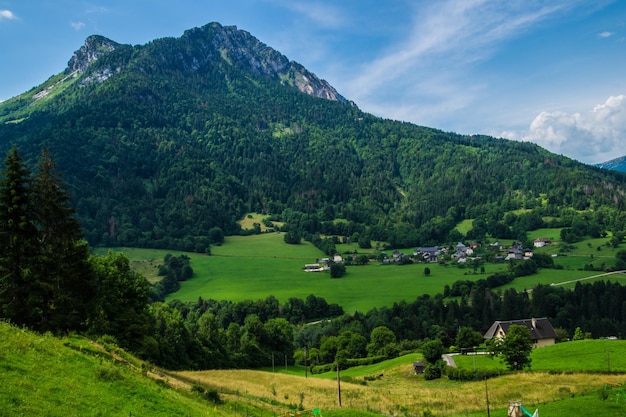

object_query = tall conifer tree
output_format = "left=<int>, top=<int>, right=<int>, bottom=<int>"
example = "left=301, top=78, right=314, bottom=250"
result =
left=0, top=146, right=40, bottom=328
left=33, top=148, right=95, bottom=333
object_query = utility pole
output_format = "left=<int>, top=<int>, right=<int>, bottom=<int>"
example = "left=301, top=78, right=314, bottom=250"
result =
left=485, top=377, right=491, bottom=417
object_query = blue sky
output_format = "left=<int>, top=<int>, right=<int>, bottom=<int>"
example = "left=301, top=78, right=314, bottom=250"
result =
left=1, top=1, right=625, bottom=164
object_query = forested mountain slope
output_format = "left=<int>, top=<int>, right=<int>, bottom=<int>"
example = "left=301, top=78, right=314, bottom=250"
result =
left=597, top=155, right=626, bottom=173
left=1, top=22, right=625, bottom=249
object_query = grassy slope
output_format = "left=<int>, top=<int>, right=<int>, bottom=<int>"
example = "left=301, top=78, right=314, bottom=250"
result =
left=4, top=323, right=626, bottom=417
left=180, top=341, right=626, bottom=417
left=0, top=321, right=219, bottom=417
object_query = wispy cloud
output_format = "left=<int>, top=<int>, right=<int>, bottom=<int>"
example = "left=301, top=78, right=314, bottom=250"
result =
left=287, top=2, right=344, bottom=28
left=71, top=21, right=86, bottom=31
left=502, top=95, right=626, bottom=164
left=598, top=31, right=613, bottom=38
left=0, top=9, right=17, bottom=21
left=345, top=1, right=569, bottom=99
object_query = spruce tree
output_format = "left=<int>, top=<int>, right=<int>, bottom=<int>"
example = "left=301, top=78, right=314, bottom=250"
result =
left=0, top=146, right=40, bottom=328
left=33, top=148, right=95, bottom=333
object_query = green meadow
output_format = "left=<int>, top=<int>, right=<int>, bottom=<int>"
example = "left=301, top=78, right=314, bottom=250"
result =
left=97, top=228, right=626, bottom=312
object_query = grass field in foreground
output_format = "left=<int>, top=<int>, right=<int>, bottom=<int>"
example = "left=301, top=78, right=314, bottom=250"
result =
left=0, top=322, right=217, bottom=417
left=180, top=345, right=626, bottom=417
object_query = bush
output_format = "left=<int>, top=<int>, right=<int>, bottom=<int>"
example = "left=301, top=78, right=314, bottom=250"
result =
left=423, top=362, right=443, bottom=380
left=446, top=368, right=507, bottom=381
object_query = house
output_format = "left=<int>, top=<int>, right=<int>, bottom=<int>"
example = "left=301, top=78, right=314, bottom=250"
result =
left=533, top=238, right=551, bottom=248
left=483, top=318, right=557, bottom=348
left=505, top=249, right=523, bottom=261
left=414, top=246, right=441, bottom=262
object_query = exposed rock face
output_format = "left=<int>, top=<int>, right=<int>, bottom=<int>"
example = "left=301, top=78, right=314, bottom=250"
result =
left=66, top=35, right=120, bottom=74
left=180, top=23, right=347, bottom=102
left=65, top=22, right=347, bottom=103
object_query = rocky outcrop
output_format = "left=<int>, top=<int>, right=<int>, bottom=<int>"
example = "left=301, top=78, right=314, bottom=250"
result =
left=66, top=35, right=120, bottom=74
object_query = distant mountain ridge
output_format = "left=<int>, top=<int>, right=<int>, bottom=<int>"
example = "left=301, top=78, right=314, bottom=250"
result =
left=596, top=155, right=626, bottom=173
left=0, top=22, right=625, bottom=250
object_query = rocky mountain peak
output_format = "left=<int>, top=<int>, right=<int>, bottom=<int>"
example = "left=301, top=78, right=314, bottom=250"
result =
left=66, top=35, right=120, bottom=74
left=183, top=22, right=348, bottom=103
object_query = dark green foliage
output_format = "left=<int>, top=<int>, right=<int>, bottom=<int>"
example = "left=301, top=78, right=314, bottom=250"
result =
left=423, top=359, right=445, bottom=380
left=0, top=147, right=95, bottom=334
left=283, top=231, right=301, bottom=245
left=329, top=262, right=346, bottom=278
left=0, top=146, right=40, bottom=328
left=421, top=339, right=444, bottom=364
left=455, top=326, right=484, bottom=349
left=446, top=368, right=507, bottom=381
left=90, top=252, right=154, bottom=356
left=151, top=254, right=193, bottom=301
left=495, top=324, right=533, bottom=371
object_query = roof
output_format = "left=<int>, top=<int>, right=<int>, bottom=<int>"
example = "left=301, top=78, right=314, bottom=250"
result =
left=483, top=318, right=558, bottom=340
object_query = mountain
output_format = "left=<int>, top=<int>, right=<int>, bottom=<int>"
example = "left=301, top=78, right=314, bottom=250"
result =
left=1, top=22, right=625, bottom=250
left=597, top=155, right=626, bottom=173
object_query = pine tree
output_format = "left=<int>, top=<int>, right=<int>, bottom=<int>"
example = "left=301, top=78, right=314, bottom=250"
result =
left=33, top=148, right=95, bottom=333
left=0, top=146, right=40, bottom=328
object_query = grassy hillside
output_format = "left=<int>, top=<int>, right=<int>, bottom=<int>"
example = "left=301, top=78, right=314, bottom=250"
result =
left=0, top=321, right=220, bottom=417
left=179, top=345, right=626, bottom=417
left=4, top=321, right=626, bottom=417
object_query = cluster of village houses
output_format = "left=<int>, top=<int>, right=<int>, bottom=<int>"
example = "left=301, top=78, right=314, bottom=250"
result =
left=304, top=238, right=552, bottom=271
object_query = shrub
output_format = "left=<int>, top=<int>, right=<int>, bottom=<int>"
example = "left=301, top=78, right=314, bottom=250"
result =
left=446, top=368, right=507, bottom=381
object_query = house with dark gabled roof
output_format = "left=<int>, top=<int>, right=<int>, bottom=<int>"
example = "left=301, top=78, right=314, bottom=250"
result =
left=483, top=318, right=557, bottom=348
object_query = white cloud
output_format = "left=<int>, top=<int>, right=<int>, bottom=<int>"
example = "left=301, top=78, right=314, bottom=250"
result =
left=71, top=21, right=86, bottom=31
left=598, top=31, right=613, bottom=38
left=0, top=9, right=17, bottom=20
left=343, top=0, right=571, bottom=115
left=503, top=95, right=626, bottom=164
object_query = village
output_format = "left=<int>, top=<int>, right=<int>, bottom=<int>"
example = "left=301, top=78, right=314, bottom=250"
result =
left=303, top=238, right=552, bottom=271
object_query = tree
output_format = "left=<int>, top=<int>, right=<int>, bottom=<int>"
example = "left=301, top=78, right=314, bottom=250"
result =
left=33, top=148, right=95, bottom=333
left=284, top=230, right=301, bottom=244
left=455, top=326, right=483, bottom=350
left=421, top=339, right=444, bottom=364
left=498, top=325, right=533, bottom=371
left=89, top=252, right=154, bottom=356
left=424, top=267, right=431, bottom=276
left=367, top=326, right=396, bottom=357
left=0, top=146, right=40, bottom=329
left=329, top=262, right=346, bottom=278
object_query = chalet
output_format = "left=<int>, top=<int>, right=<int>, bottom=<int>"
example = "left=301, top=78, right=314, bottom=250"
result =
left=533, top=238, right=551, bottom=248
left=505, top=248, right=523, bottom=261
left=414, top=246, right=441, bottom=262
left=483, top=318, right=557, bottom=348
